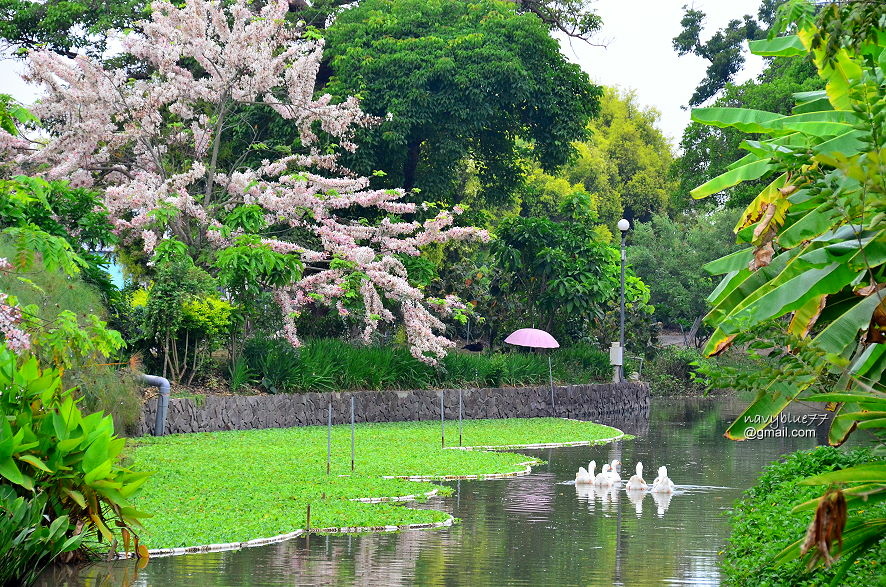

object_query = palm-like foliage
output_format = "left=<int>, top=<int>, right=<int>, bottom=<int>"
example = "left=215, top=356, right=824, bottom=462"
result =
left=691, top=1, right=885, bottom=576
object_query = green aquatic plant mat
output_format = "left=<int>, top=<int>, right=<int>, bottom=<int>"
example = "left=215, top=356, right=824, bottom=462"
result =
left=129, top=418, right=620, bottom=548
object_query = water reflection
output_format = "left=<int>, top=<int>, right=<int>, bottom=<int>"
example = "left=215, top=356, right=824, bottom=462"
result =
left=40, top=396, right=834, bottom=586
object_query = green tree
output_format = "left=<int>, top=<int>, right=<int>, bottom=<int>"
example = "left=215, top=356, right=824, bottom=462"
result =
left=490, top=216, right=651, bottom=345
left=673, top=0, right=785, bottom=106
left=629, top=207, right=743, bottom=328
left=0, top=0, right=145, bottom=57
left=324, top=0, right=601, bottom=205
left=563, top=88, right=676, bottom=224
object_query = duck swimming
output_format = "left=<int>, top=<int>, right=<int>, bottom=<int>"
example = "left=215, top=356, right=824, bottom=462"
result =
left=593, top=463, right=613, bottom=485
left=575, top=460, right=596, bottom=484
left=606, top=460, right=622, bottom=484
left=625, top=462, right=648, bottom=491
left=651, top=466, right=675, bottom=494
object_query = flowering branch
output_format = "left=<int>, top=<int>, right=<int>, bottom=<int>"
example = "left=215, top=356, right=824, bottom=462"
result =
left=21, top=0, right=487, bottom=362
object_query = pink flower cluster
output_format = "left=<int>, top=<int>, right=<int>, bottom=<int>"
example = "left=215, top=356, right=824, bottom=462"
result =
left=0, top=260, right=30, bottom=354
left=20, top=0, right=486, bottom=363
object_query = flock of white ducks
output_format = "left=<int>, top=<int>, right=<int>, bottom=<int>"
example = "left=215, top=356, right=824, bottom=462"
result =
left=575, top=460, right=675, bottom=494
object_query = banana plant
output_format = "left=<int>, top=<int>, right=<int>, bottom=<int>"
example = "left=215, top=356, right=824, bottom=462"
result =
left=692, top=21, right=886, bottom=444
left=691, top=3, right=885, bottom=576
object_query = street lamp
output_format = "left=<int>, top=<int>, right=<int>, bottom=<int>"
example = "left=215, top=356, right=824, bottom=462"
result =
left=617, top=218, right=630, bottom=382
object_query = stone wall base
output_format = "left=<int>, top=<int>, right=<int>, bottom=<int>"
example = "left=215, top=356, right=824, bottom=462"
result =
left=137, top=383, right=650, bottom=436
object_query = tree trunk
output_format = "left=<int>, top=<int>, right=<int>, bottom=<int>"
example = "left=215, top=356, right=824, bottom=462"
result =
left=403, top=138, right=421, bottom=193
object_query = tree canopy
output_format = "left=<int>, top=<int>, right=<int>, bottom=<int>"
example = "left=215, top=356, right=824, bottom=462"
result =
left=672, top=0, right=783, bottom=106
left=0, top=0, right=145, bottom=57
left=324, top=0, right=601, bottom=205
left=562, top=89, right=676, bottom=224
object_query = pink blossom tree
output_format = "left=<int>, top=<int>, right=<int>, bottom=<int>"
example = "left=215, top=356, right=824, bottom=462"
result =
left=21, top=0, right=487, bottom=362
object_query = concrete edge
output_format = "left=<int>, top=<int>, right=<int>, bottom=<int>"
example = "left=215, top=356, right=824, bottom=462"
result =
left=124, top=516, right=455, bottom=560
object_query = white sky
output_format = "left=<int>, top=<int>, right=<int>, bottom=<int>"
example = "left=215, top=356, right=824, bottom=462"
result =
left=564, top=0, right=767, bottom=147
left=0, top=0, right=767, bottom=150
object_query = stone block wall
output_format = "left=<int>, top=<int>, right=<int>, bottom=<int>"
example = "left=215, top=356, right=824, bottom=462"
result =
left=137, top=383, right=649, bottom=436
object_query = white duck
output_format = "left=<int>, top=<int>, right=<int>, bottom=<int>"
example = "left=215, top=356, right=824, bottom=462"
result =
left=606, top=459, right=622, bottom=484
left=651, top=466, right=676, bottom=494
left=575, top=460, right=596, bottom=484
left=625, top=461, right=648, bottom=491
left=593, top=463, right=613, bottom=485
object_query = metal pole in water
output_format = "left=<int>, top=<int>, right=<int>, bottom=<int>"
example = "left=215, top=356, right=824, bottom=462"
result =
left=440, top=392, right=445, bottom=448
left=326, top=401, right=332, bottom=475
left=458, top=388, right=463, bottom=447
left=350, top=396, right=355, bottom=472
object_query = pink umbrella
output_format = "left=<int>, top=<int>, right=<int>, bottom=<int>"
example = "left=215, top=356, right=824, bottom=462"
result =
left=504, top=328, right=560, bottom=349
left=504, top=328, right=559, bottom=407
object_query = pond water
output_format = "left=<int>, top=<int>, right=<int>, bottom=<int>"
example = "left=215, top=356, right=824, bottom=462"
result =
left=41, top=396, right=833, bottom=586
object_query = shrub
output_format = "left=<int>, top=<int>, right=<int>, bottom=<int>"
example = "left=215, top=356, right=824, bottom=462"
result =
left=228, top=356, right=255, bottom=393
left=641, top=346, right=709, bottom=395
left=66, top=366, right=144, bottom=436
left=0, top=345, right=151, bottom=561
left=0, top=487, right=82, bottom=586
left=723, top=447, right=885, bottom=586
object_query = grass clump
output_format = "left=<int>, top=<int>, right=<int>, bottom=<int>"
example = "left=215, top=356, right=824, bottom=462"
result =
left=128, top=418, right=619, bottom=548
left=240, top=337, right=611, bottom=393
left=722, top=446, right=886, bottom=586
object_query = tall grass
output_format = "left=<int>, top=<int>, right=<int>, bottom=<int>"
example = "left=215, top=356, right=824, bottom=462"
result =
left=241, top=337, right=610, bottom=393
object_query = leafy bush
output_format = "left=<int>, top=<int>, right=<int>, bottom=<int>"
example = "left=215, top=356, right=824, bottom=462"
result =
left=65, top=366, right=144, bottom=436
left=228, top=356, right=255, bottom=393
left=641, top=346, right=709, bottom=395
left=0, top=486, right=82, bottom=586
left=0, top=345, right=151, bottom=560
left=0, top=237, right=124, bottom=371
left=129, top=246, right=233, bottom=384
left=723, top=446, right=885, bottom=586
left=240, top=338, right=611, bottom=393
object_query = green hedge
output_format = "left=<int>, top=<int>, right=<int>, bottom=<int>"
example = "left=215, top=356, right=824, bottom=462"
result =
left=240, top=337, right=611, bottom=393
left=722, top=446, right=885, bottom=586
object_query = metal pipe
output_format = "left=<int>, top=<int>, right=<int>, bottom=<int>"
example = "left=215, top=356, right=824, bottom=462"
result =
left=139, top=374, right=170, bottom=436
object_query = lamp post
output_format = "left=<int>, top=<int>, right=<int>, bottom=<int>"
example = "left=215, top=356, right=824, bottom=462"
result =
left=617, top=218, right=630, bottom=383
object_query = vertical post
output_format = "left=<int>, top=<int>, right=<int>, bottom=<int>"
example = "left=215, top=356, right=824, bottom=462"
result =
left=326, top=401, right=332, bottom=475
left=440, top=392, right=445, bottom=448
left=619, top=227, right=627, bottom=383
left=548, top=354, right=554, bottom=411
left=458, top=388, right=463, bottom=447
left=350, top=396, right=355, bottom=472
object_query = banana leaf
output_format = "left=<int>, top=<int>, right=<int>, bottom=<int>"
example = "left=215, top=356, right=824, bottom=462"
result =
left=724, top=376, right=815, bottom=440
left=812, top=293, right=884, bottom=357
left=703, top=248, right=753, bottom=275
left=691, top=107, right=786, bottom=134
left=691, top=159, right=775, bottom=200
left=800, top=463, right=886, bottom=485
left=725, top=263, right=861, bottom=330
left=788, top=294, right=827, bottom=338
left=749, top=35, right=806, bottom=57
left=792, top=483, right=886, bottom=512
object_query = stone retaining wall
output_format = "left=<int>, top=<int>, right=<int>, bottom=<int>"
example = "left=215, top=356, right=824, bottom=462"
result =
left=136, top=383, right=649, bottom=436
